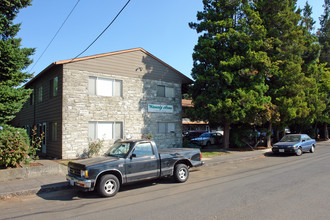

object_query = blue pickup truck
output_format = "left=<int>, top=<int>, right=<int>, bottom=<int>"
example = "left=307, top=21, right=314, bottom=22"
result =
left=67, top=140, right=204, bottom=197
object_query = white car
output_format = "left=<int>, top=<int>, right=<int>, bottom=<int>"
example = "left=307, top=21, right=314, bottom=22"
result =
left=191, top=132, right=223, bottom=147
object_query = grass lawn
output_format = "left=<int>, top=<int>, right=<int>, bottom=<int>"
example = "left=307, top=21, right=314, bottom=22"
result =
left=201, top=151, right=231, bottom=158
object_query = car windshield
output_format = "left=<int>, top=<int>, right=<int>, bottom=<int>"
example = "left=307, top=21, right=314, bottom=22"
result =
left=200, top=133, right=211, bottom=138
left=107, top=142, right=132, bottom=158
left=280, top=135, right=301, bottom=142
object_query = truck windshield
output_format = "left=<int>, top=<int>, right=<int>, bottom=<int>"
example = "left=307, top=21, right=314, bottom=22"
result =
left=107, top=142, right=131, bottom=158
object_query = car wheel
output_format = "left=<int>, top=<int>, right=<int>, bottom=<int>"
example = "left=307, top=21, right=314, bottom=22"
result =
left=310, top=145, right=315, bottom=153
left=174, top=164, right=189, bottom=183
left=97, top=174, right=120, bottom=197
left=295, top=147, right=302, bottom=156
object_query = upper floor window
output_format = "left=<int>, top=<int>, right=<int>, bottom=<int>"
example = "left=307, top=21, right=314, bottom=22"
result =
left=50, top=76, right=58, bottom=97
left=30, top=92, right=34, bottom=105
left=157, top=85, right=174, bottom=98
left=88, top=76, right=122, bottom=97
left=37, top=86, right=43, bottom=103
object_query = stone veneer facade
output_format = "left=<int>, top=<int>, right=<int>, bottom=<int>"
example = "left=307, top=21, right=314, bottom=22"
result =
left=62, top=69, right=182, bottom=159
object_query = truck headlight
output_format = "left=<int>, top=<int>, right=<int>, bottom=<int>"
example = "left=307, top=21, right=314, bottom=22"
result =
left=81, top=170, right=88, bottom=178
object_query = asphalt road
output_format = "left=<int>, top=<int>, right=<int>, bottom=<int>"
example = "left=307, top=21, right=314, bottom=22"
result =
left=1, top=142, right=329, bottom=220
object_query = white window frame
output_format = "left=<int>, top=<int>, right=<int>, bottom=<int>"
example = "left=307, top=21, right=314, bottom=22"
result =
left=88, top=76, right=122, bottom=97
left=157, top=85, right=174, bottom=98
left=88, top=121, right=123, bottom=140
left=158, top=122, right=175, bottom=134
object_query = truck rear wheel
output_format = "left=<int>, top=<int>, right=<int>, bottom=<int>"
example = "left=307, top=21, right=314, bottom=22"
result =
left=174, top=164, right=189, bottom=183
left=97, top=174, right=120, bottom=197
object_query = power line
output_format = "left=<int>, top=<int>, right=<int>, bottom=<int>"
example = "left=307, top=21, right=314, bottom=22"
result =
left=70, top=0, right=131, bottom=62
left=28, top=0, right=81, bottom=73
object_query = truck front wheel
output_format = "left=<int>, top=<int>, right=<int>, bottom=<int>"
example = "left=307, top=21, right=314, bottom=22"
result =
left=97, top=174, right=120, bottom=197
left=174, top=164, right=189, bottom=183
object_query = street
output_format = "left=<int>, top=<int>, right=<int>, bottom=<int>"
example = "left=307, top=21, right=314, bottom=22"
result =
left=1, top=141, right=329, bottom=220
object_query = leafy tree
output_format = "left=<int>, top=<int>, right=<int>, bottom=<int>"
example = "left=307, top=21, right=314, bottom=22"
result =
left=189, top=0, right=271, bottom=149
left=0, top=0, right=35, bottom=123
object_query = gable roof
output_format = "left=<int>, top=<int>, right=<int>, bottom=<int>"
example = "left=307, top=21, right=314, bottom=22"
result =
left=27, top=48, right=193, bottom=86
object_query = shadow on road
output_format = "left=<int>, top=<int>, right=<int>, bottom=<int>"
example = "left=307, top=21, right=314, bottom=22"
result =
left=36, top=177, right=179, bottom=201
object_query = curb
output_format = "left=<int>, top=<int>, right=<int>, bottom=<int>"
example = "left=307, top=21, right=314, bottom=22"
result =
left=0, top=181, right=70, bottom=200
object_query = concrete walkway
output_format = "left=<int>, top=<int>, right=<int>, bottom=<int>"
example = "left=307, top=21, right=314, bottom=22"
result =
left=0, top=148, right=271, bottom=199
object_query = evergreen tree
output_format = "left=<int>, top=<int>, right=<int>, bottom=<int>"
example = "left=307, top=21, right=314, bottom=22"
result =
left=255, top=0, right=310, bottom=140
left=318, top=0, right=330, bottom=67
left=317, top=0, right=330, bottom=139
left=0, top=0, right=35, bottom=123
left=189, top=0, right=271, bottom=149
left=296, top=2, right=327, bottom=138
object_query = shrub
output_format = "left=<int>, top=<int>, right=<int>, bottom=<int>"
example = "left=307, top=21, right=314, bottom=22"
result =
left=0, top=124, right=42, bottom=168
left=142, top=133, right=154, bottom=140
left=0, top=124, right=30, bottom=168
left=86, top=138, right=104, bottom=158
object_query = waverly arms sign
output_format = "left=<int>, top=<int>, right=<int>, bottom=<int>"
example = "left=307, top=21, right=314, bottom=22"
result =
left=148, top=104, right=173, bottom=113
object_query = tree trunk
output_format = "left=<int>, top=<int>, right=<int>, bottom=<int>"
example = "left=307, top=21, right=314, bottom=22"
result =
left=223, top=121, right=230, bottom=149
left=324, top=123, right=329, bottom=140
left=314, top=122, right=318, bottom=140
left=276, top=130, right=280, bottom=142
left=266, top=122, right=272, bottom=148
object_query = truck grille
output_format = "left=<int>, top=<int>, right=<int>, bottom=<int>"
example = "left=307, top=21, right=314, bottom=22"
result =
left=68, top=167, right=80, bottom=177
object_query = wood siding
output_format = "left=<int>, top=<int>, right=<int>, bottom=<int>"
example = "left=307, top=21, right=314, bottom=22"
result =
left=11, top=65, right=63, bottom=158
left=63, top=50, right=190, bottom=84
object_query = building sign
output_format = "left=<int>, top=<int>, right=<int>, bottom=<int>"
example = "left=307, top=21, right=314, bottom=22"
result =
left=148, top=104, right=173, bottom=113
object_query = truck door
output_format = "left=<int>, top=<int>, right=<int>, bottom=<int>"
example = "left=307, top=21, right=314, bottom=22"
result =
left=125, top=142, right=159, bottom=183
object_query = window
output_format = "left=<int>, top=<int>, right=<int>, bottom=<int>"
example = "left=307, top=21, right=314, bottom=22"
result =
left=50, top=76, right=58, bottom=97
left=37, top=86, right=43, bottom=102
left=30, top=92, right=34, bottom=105
left=133, top=142, right=154, bottom=157
left=88, top=76, right=122, bottom=97
left=157, top=85, right=174, bottom=98
left=158, top=122, right=175, bottom=134
left=51, top=122, right=57, bottom=141
left=88, top=121, right=123, bottom=140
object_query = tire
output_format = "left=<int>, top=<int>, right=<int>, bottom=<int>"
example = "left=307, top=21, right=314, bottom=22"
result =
left=310, top=145, right=315, bottom=153
left=295, top=148, right=302, bottom=156
left=97, top=174, right=120, bottom=197
left=174, top=164, right=189, bottom=183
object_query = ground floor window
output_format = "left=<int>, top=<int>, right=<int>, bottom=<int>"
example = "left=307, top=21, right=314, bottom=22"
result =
left=158, top=122, right=175, bottom=134
left=88, top=121, right=123, bottom=140
left=51, top=122, right=57, bottom=141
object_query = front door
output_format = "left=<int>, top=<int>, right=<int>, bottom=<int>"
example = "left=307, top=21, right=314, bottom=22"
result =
left=125, top=142, right=159, bottom=183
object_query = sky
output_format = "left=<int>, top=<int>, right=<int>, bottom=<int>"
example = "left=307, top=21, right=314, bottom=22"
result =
left=14, top=0, right=325, bottom=80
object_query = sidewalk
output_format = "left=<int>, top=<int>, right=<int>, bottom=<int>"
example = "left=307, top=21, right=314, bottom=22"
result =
left=0, top=148, right=271, bottom=199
